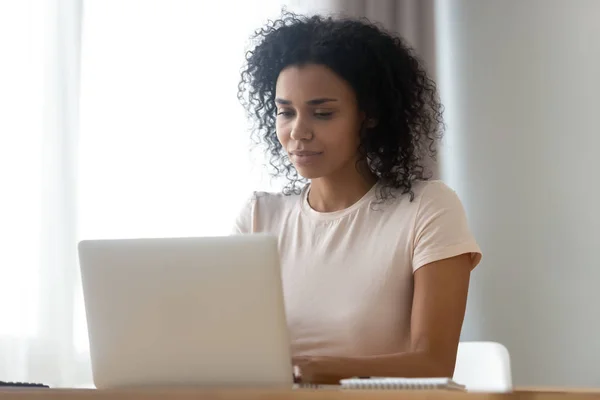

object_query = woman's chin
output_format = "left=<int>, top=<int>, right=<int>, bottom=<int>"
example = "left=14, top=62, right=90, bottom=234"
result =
left=294, top=165, right=325, bottom=180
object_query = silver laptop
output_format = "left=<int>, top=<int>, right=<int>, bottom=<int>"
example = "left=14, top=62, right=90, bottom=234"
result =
left=78, top=235, right=293, bottom=389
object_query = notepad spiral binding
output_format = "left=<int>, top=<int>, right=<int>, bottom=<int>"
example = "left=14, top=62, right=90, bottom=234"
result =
left=340, top=377, right=465, bottom=391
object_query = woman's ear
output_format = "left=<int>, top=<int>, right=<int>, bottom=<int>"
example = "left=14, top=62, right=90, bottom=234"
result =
left=365, top=118, right=378, bottom=128
left=359, top=110, right=378, bottom=129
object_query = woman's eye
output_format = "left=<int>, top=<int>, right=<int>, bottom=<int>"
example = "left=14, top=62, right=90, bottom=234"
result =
left=315, top=111, right=334, bottom=118
left=277, top=110, right=294, bottom=117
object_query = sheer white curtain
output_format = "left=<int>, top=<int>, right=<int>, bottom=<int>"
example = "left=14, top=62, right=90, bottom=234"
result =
left=0, top=0, right=86, bottom=386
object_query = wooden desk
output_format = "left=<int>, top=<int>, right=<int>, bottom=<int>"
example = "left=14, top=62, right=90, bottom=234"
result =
left=2, top=388, right=600, bottom=400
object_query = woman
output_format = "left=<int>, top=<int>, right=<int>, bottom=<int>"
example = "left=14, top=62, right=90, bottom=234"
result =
left=235, top=11, right=481, bottom=385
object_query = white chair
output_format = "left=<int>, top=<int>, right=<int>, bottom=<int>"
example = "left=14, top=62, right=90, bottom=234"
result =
left=453, top=341, right=512, bottom=393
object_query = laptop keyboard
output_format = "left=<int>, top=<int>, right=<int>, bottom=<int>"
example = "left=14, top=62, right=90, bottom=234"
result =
left=0, top=381, right=49, bottom=388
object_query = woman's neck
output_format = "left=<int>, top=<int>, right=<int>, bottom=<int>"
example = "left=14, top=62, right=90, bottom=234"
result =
left=308, top=171, right=378, bottom=213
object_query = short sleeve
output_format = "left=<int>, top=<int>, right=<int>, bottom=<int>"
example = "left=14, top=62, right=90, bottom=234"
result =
left=231, top=193, right=257, bottom=235
left=412, top=181, right=482, bottom=272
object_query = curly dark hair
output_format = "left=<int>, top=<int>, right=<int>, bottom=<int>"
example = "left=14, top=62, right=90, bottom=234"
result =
left=238, top=10, right=443, bottom=201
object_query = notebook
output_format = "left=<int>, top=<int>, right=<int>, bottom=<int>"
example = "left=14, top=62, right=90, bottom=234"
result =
left=339, top=377, right=466, bottom=391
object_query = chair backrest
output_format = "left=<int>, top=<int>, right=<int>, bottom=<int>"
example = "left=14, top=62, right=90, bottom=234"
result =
left=453, top=341, right=512, bottom=392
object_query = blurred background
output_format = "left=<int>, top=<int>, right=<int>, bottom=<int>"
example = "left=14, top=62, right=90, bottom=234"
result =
left=1, top=0, right=599, bottom=388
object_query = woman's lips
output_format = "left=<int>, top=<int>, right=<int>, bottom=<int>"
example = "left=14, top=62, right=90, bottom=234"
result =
left=290, top=151, right=323, bottom=165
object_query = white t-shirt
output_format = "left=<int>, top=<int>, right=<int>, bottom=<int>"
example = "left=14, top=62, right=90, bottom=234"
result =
left=234, top=180, right=481, bottom=358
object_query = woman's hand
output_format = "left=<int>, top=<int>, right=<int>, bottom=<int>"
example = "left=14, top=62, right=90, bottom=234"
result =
left=293, top=356, right=350, bottom=385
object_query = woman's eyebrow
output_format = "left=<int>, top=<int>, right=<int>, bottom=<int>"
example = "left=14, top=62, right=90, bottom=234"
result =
left=275, top=98, right=291, bottom=105
left=306, top=98, right=338, bottom=105
left=274, top=97, right=338, bottom=105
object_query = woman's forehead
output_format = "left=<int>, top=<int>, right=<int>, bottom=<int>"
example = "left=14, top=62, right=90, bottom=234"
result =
left=275, top=64, right=355, bottom=102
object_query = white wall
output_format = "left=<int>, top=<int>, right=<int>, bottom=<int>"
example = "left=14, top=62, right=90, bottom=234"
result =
left=436, top=0, right=600, bottom=387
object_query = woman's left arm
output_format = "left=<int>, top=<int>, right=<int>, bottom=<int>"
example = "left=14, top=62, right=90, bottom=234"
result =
left=294, top=253, right=472, bottom=383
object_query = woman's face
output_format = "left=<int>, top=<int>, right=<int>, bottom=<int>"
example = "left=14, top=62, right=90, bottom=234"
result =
left=274, top=64, right=364, bottom=180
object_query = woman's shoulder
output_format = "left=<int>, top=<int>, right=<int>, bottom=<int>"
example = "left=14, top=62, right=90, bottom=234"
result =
left=233, top=189, right=303, bottom=234
left=385, top=179, right=461, bottom=211
left=245, top=189, right=303, bottom=210
left=407, top=180, right=481, bottom=271
left=411, top=179, right=461, bottom=203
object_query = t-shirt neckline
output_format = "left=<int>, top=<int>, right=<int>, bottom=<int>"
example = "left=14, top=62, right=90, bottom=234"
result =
left=300, top=182, right=379, bottom=221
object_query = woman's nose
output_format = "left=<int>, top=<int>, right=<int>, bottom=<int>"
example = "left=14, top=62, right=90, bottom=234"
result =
left=290, top=119, right=313, bottom=141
